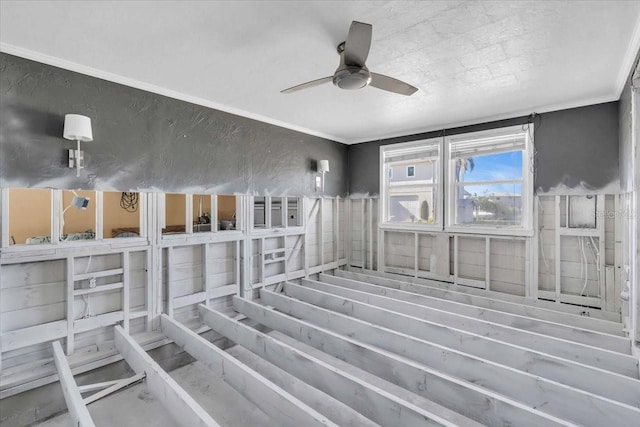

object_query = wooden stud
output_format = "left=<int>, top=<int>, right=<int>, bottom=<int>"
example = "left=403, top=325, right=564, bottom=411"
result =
left=555, top=196, right=561, bottom=302
left=166, top=246, right=174, bottom=317
left=66, top=256, right=75, bottom=355
left=122, top=251, right=130, bottom=334
left=485, top=237, right=491, bottom=291
left=319, top=198, right=325, bottom=271
left=113, top=326, right=219, bottom=427
left=52, top=341, right=96, bottom=427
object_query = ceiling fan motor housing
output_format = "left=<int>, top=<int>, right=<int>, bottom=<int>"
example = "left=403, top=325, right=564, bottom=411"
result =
left=333, top=66, right=372, bottom=90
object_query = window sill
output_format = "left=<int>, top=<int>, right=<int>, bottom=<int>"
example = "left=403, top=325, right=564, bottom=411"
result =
left=379, top=222, right=443, bottom=233
left=444, top=226, right=533, bottom=238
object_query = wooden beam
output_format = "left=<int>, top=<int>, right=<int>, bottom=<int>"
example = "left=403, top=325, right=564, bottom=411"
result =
left=198, top=304, right=475, bottom=427
left=263, top=287, right=640, bottom=425
left=355, top=267, right=620, bottom=322
left=82, top=373, right=145, bottom=405
left=231, top=296, right=570, bottom=427
left=318, top=274, right=631, bottom=356
left=279, top=281, right=640, bottom=407
left=160, top=314, right=336, bottom=427
left=336, top=269, right=623, bottom=335
left=52, top=341, right=96, bottom=427
left=305, top=277, right=637, bottom=377
left=113, top=325, right=219, bottom=427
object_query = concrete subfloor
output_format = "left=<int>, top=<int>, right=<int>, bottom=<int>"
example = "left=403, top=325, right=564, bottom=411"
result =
left=38, top=360, right=278, bottom=427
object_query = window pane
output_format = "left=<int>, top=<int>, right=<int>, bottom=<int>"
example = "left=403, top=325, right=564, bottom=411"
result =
left=218, top=195, right=236, bottom=230
left=455, top=183, right=522, bottom=226
left=384, top=142, right=439, bottom=224
left=193, top=194, right=212, bottom=233
left=104, top=192, right=140, bottom=238
left=9, top=188, right=52, bottom=245
left=388, top=188, right=437, bottom=223
left=61, top=190, right=96, bottom=241
left=456, top=151, right=523, bottom=183
left=164, top=193, right=186, bottom=234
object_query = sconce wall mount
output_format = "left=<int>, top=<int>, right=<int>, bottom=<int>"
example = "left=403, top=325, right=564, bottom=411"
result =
left=316, top=159, right=330, bottom=192
left=63, top=114, right=93, bottom=177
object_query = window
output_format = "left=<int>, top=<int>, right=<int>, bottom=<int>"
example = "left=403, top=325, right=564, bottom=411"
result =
left=163, top=193, right=186, bottom=235
left=381, top=138, right=441, bottom=226
left=446, top=125, right=533, bottom=232
left=380, top=125, right=533, bottom=235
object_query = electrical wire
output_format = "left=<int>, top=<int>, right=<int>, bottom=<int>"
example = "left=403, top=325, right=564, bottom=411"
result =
left=120, top=192, right=138, bottom=212
left=579, top=236, right=590, bottom=297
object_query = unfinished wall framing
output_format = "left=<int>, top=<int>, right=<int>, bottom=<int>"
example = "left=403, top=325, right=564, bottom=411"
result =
left=349, top=195, right=623, bottom=320
left=0, top=191, right=347, bottom=399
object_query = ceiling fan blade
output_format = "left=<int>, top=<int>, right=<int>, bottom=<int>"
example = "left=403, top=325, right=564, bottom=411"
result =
left=369, top=73, right=418, bottom=96
left=280, top=76, right=333, bottom=94
left=344, top=21, right=372, bottom=67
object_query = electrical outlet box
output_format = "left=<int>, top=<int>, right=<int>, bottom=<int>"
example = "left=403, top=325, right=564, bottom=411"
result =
left=568, top=195, right=596, bottom=228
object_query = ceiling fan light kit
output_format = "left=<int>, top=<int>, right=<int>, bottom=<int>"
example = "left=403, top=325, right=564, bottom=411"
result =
left=281, top=21, right=418, bottom=96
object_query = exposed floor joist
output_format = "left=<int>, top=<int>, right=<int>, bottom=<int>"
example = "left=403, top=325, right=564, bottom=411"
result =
left=279, top=280, right=640, bottom=406
left=198, top=303, right=478, bottom=427
left=261, top=287, right=640, bottom=425
left=351, top=268, right=621, bottom=322
left=159, top=314, right=337, bottom=427
left=301, top=278, right=637, bottom=376
left=51, top=341, right=96, bottom=427
left=337, top=270, right=624, bottom=335
left=321, top=274, right=629, bottom=352
left=232, top=296, right=573, bottom=427
left=113, top=325, right=220, bottom=427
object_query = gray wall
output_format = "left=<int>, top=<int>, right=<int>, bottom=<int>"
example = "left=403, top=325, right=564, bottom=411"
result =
left=348, top=102, right=620, bottom=195
left=618, top=49, right=640, bottom=193
left=0, top=53, right=347, bottom=196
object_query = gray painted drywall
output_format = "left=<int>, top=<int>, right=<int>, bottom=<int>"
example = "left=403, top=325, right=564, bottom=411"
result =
left=618, top=49, right=640, bottom=193
left=0, top=53, right=347, bottom=196
left=348, top=102, right=620, bottom=195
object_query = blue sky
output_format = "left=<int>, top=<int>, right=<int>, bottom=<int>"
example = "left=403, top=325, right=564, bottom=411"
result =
left=459, top=151, right=523, bottom=195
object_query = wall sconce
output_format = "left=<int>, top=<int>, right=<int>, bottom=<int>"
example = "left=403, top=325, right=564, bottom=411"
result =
left=63, top=114, right=93, bottom=177
left=316, top=159, right=330, bottom=192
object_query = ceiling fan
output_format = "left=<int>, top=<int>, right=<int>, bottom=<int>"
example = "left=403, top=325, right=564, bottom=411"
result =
left=281, top=21, right=418, bottom=96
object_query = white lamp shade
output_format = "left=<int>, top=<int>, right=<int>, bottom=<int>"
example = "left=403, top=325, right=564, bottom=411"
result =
left=63, top=114, right=93, bottom=142
left=318, top=159, right=330, bottom=173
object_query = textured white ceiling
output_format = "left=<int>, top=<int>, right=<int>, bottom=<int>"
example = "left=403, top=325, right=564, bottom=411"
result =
left=1, top=1, right=639, bottom=144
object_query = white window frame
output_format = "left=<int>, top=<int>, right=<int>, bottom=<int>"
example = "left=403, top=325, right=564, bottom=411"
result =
left=380, top=137, right=443, bottom=231
left=406, top=165, right=416, bottom=177
left=444, top=124, right=534, bottom=236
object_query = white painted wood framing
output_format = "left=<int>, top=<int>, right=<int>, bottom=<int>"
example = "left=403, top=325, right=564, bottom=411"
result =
left=231, top=296, right=574, bottom=426
left=280, top=279, right=640, bottom=406
left=259, top=287, right=640, bottom=426
left=305, top=276, right=636, bottom=375
left=52, top=340, right=96, bottom=427
left=356, top=195, right=623, bottom=316
left=0, top=193, right=346, bottom=397
left=199, top=303, right=480, bottom=427
left=159, top=314, right=337, bottom=427
left=113, top=325, right=219, bottom=427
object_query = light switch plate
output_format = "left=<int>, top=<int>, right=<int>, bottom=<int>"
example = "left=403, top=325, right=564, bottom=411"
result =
left=315, top=176, right=322, bottom=191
